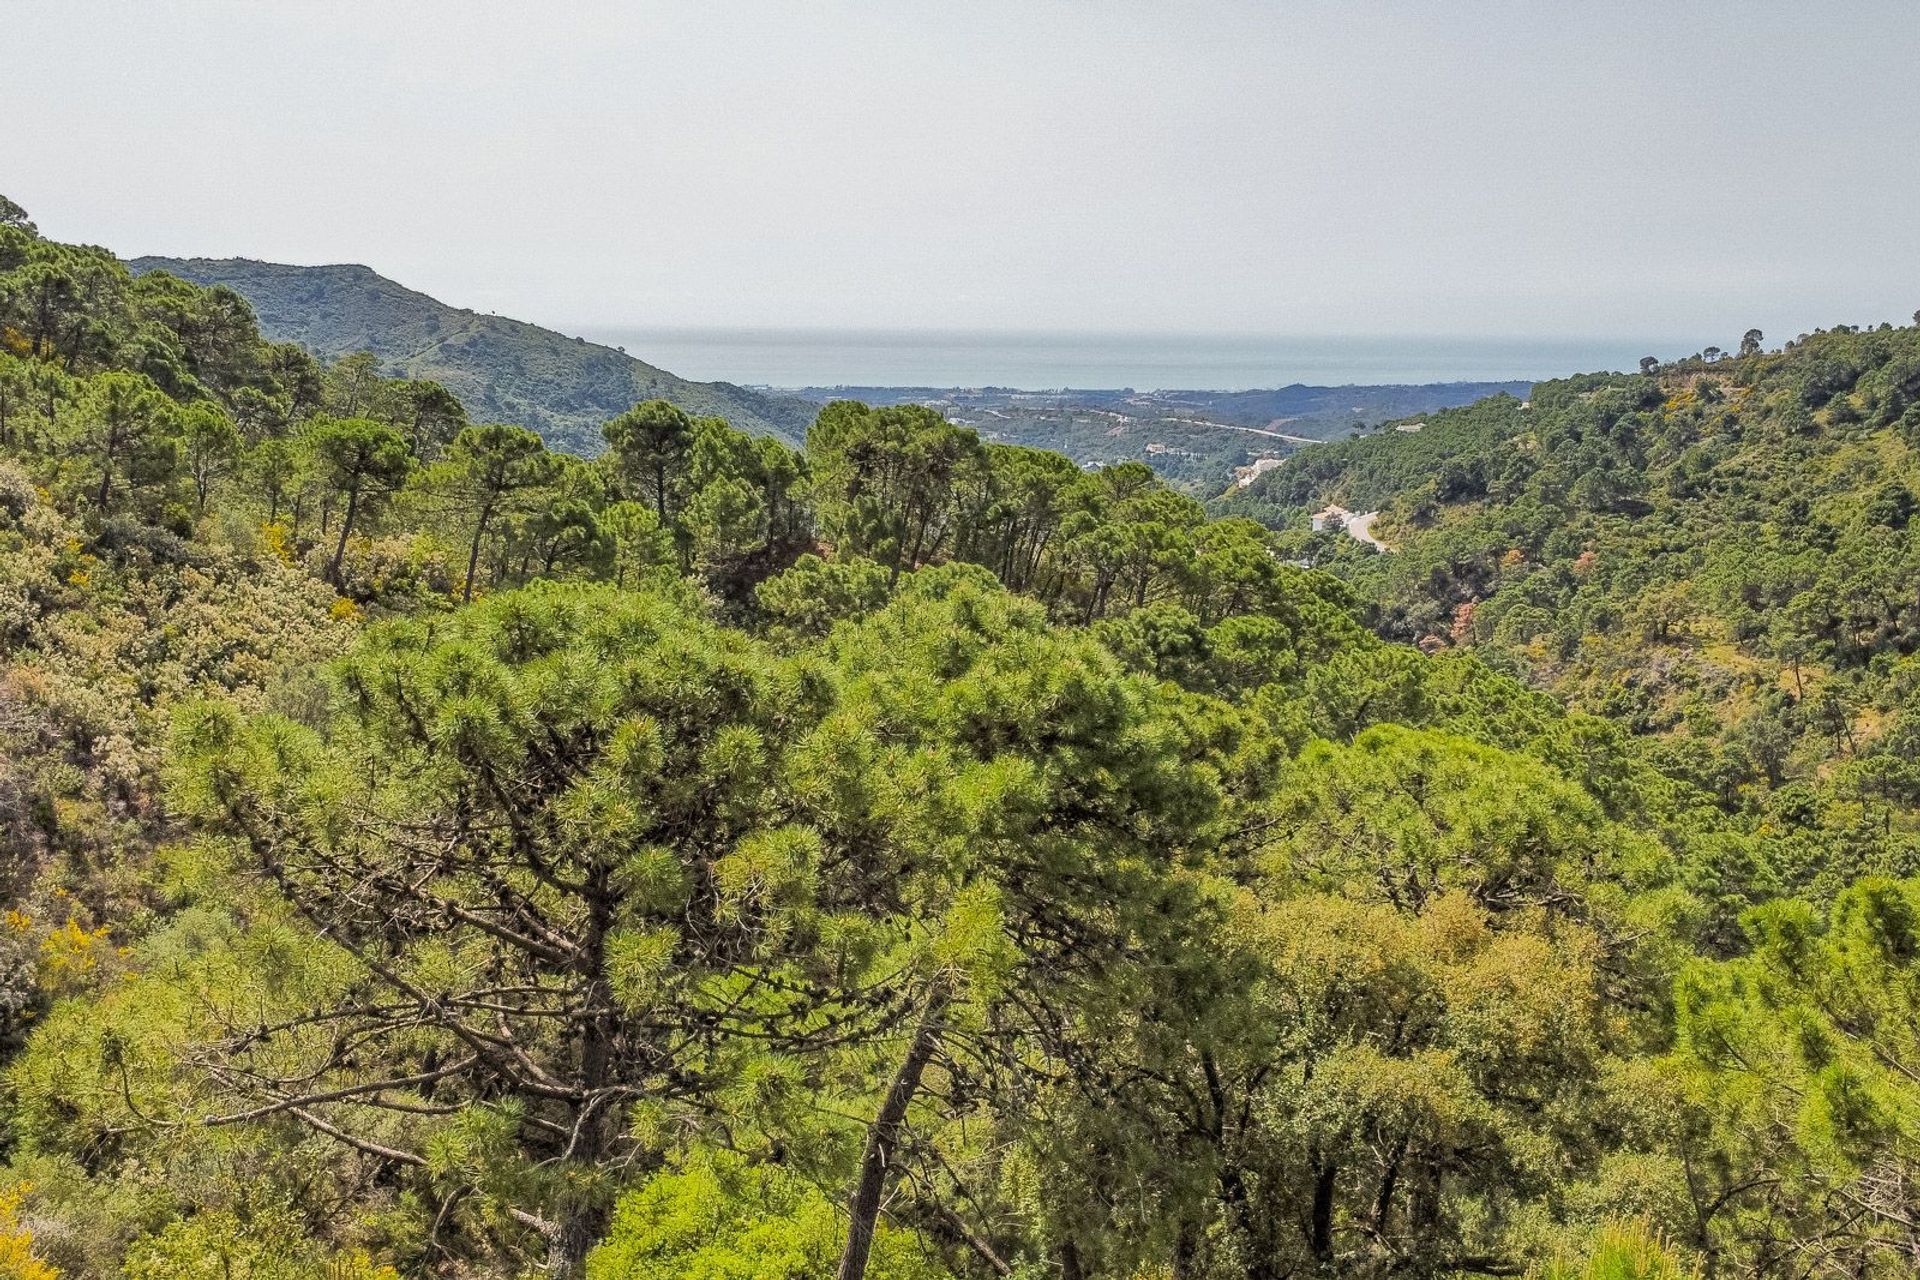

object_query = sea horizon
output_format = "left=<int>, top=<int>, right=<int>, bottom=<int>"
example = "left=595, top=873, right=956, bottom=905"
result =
left=568, top=325, right=1697, bottom=392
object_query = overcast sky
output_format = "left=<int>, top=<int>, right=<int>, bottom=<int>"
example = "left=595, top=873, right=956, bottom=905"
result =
left=6, top=1, right=1918, bottom=343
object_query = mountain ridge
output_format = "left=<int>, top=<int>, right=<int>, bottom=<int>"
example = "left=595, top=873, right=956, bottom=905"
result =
left=126, top=255, right=819, bottom=452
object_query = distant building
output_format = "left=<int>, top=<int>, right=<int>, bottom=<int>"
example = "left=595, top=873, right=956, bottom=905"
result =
left=1311, top=504, right=1352, bottom=532
left=1234, top=456, right=1284, bottom=488
left=1395, top=421, right=1425, bottom=433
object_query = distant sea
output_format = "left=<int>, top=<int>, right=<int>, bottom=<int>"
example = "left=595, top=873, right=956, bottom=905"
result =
left=569, top=327, right=1679, bottom=391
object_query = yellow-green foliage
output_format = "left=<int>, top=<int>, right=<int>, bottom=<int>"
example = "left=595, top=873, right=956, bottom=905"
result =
left=1536, top=1221, right=1697, bottom=1280
left=123, top=1206, right=398, bottom=1280
left=0, top=459, right=345, bottom=915
left=587, top=1151, right=949, bottom=1280
left=6, top=905, right=361, bottom=1159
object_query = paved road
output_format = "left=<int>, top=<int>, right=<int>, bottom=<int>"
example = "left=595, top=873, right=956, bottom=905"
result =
left=1345, top=511, right=1389, bottom=550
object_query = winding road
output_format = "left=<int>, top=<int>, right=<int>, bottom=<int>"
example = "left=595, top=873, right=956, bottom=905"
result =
left=1345, top=511, right=1389, bottom=551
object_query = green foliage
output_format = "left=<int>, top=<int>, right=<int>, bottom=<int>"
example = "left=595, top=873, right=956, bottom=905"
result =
left=603, top=400, right=695, bottom=526
left=124, top=1206, right=398, bottom=1280
left=603, top=401, right=811, bottom=599
left=1672, top=877, right=1920, bottom=1272
left=299, top=416, right=412, bottom=582
left=754, top=553, right=891, bottom=640
left=167, top=582, right=821, bottom=1271
left=587, top=1152, right=948, bottom=1280
left=1536, top=1221, right=1698, bottom=1280
left=1260, top=723, right=1648, bottom=912
left=68, top=371, right=184, bottom=521
left=807, top=399, right=986, bottom=580
left=434, top=422, right=561, bottom=600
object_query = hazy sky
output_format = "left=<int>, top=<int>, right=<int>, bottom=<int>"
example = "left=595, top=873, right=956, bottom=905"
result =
left=7, top=1, right=1918, bottom=343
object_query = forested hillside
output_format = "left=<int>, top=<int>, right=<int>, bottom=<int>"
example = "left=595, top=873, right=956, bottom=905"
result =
left=5, top=194, right=1920, bottom=1280
left=1234, top=323, right=1920, bottom=911
left=128, top=257, right=818, bottom=453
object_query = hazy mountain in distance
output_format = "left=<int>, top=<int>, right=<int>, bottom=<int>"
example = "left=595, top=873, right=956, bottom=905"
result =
left=126, top=257, right=819, bottom=452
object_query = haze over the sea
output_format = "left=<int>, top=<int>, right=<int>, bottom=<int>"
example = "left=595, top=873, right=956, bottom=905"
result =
left=571, top=328, right=1682, bottom=391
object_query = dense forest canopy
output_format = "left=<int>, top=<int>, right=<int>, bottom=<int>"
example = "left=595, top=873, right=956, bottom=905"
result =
left=3, top=197, right=1920, bottom=1280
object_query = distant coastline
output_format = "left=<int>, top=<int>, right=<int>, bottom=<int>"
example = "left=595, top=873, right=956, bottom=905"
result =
left=569, top=326, right=1684, bottom=392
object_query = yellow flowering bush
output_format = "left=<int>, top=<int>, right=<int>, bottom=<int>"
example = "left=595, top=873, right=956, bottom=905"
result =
left=0, top=1184, right=57, bottom=1280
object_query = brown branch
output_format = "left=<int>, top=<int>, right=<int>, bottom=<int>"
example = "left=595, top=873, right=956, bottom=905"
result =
left=287, top=1105, right=427, bottom=1167
left=202, top=1055, right=480, bottom=1126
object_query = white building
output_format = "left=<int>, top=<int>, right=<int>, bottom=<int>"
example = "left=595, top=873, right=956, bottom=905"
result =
left=1311, top=504, right=1352, bottom=532
left=1234, top=456, right=1284, bottom=488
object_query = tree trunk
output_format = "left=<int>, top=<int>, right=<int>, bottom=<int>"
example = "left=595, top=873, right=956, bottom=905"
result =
left=1202, top=1046, right=1279, bottom=1280
left=544, top=875, right=618, bottom=1278
left=906, top=512, right=930, bottom=576
left=1170, top=1220, right=1199, bottom=1279
left=544, top=1211, right=603, bottom=1280
left=836, top=987, right=949, bottom=1280
left=1311, top=1158, right=1338, bottom=1265
left=95, top=430, right=119, bottom=512
left=328, top=480, right=361, bottom=585
left=1218, top=1162, right=1280, bottom=1280
left=464, top=500, right=493, bottom=603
